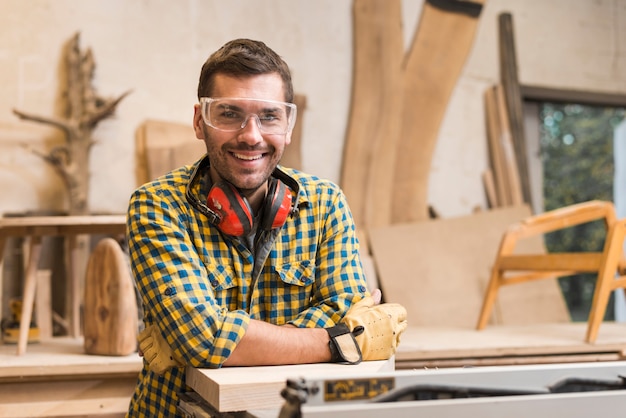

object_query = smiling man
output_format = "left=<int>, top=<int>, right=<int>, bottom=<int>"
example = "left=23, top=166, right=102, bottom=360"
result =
left=126, top=39, right=407, bottom=417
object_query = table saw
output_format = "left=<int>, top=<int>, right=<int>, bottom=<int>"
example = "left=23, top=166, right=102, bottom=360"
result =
left=181, top=360, right=626, bottom=417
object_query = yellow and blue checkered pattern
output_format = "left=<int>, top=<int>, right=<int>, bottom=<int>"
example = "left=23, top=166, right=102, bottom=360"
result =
left=126, top=158, right=368, bottom=416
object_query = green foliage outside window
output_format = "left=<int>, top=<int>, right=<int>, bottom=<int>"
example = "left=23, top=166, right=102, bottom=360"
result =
left=539, top=102, right=625, bottom=321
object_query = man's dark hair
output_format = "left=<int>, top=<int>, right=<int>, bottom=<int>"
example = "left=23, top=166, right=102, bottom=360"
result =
left=197, top=38, right=294, bottom=103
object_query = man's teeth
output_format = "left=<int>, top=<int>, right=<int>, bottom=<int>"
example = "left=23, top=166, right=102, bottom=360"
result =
left=233, top=153, right=262, bottom=161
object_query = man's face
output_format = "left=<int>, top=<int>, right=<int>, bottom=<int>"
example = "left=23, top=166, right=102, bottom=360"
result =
left=193, top=73, right=292, bottom=198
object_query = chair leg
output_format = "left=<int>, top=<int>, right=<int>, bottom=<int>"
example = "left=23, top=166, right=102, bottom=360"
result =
left=476, top=268, right=503, bottom=330
left=585, top=220, right=626, bottom=343
left=17, top=237, right=43, bottom=356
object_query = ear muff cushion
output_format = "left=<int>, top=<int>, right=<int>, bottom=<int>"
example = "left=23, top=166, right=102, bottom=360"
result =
left=207, top=182, right=253, bottom=236
left=259, top=178, right=293, bottom=232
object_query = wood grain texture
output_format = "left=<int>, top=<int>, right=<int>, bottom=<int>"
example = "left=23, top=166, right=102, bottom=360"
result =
left=186, top=359, right=394, bottom=412
left=135, top=119, right=205, bottom=185
left=341, top=0, right=403, bottom=230
left=369, top=206, right=570, bottom=328
left=391, top=0, right=486, bottom=223
left=279, top=94, right=306, bottom=171
left=396, top=322, right=626, bottom=365
left=499, top=12, right=531, bottom=205
left=83, top=238, right=137, bottom=356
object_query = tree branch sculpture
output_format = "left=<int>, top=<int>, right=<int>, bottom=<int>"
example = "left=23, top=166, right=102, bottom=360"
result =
left=13, top=32, right=131, bottom=215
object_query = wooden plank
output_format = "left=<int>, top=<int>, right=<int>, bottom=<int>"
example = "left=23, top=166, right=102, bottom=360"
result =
left=499, top=253, right=603, bottom=272
left=392, top=0, right=486, bottom=223
left=186, top=359, right=394, bottom=412
left=136, top=119, right=205, bottom=185
left=0, top=215, right=126, bottom=237
left=0, top=377, right=134, bottom=418
left=499, top=12, right=531, bottom=205
left=0, top=337, right=141, bottom=381
left=495, top=84, right=524, bottom=205
left=395, top=322, right=626, bottom=364
left=484, top=86, right=509, bottom=206
left=341, top=0, right=403, bottom=230
left=369, top=205, right=570, bottom=328
left=279, top=94, right=306, bottom=171
left=35, top=269, right=52, bottom=339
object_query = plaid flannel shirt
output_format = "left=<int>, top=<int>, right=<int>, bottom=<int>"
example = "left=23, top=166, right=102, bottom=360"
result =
left=126, top=157, right=368, bottom=417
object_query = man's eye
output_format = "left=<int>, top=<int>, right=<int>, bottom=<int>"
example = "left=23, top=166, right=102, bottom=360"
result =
left=221, top=110, right=242, bottom=120
left=259, top=112, right=281, bottom=122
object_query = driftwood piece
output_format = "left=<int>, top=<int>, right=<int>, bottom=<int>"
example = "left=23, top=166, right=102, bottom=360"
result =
left=13, top=32, right=130, bottom=215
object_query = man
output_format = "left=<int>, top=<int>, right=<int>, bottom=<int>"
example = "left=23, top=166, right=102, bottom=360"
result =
left=126, top=38, right=407, bottom=416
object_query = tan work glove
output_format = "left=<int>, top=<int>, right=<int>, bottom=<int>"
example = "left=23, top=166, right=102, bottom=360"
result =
left=138, top=324, right=184, bottom=375
left=341, top=296, right=408, bottom=361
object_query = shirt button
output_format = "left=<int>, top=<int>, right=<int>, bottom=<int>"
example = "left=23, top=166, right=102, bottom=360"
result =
left=358, top=285, right=367, bottom=292
left=210, top=280, right=218, bottom=287
left=164, top=287, right=173, bottom=296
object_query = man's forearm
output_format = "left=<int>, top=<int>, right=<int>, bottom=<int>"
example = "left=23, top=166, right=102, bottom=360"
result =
left=223, top=319, right=331, bottom=366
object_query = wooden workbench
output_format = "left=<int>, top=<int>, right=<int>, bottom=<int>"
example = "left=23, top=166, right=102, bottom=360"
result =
left=0, top=215, right=127, bottom=355
left=0, top=337, right=140, bottom=417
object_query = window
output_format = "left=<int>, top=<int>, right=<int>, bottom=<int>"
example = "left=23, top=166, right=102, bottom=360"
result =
left=524, top=90, right=626, bottom=321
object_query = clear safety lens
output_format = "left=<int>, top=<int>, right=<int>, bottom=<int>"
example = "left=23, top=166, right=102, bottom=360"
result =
left=200, top=97, right=297, bottom=135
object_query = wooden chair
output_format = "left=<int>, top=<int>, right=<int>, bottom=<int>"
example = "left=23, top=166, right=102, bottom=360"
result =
left=476, top=200, right=626, bottom=343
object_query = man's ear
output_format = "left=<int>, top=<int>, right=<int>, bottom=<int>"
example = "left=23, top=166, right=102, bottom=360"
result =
left=193, top=104, right=205, bottom=139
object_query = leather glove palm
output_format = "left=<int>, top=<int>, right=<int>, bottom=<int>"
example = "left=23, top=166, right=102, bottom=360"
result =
left=340, top=296, right=407, bottom=361
left=138, top=324, right=184, bottom=375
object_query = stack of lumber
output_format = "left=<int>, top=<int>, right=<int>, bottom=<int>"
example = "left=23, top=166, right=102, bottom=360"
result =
left=482, top=12, right=531, bottom=210
left=483, top=84, right=524, bottom=208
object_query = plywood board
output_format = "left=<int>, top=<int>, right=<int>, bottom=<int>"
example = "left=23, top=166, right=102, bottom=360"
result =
left=279, top=94, right=306, bottom=171
left=186, top=359, right=394, bottom=412
left=135, top=119, right=205, bottom=185
left=368, top=206, right=570, bottom=328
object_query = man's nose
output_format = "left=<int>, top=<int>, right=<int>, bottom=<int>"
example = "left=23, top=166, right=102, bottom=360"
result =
left=237, top=114, right=263, bottom=143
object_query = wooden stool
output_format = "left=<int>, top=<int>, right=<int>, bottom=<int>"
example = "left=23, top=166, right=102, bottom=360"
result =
left=476, top=200, right=626, bottom=343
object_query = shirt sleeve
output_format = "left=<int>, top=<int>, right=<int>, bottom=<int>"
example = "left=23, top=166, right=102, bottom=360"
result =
left=127, top=183, right=250, bottom=368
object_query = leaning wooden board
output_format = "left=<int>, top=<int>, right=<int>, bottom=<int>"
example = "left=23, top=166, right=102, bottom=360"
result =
left=368, top=205, right=570, bottom=328
left=391, top=0, right=486, bottom=223
left=186, top=359, right=394, bottom=413
left=341, top=0, right=404, bottom=231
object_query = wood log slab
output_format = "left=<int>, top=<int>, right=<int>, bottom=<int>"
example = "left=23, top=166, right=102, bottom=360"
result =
left=341, top=0, right=404, bottom=230
left=392, top=0, right=486, bottom=223
left=83, top=238, right=138, bottom=356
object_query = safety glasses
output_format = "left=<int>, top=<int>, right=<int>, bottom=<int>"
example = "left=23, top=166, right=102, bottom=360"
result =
left=199, top=97, right=297, bottom=135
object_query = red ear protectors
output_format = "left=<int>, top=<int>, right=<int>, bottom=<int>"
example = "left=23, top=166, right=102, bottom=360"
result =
left=206, top=178, right=293, bottom=236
